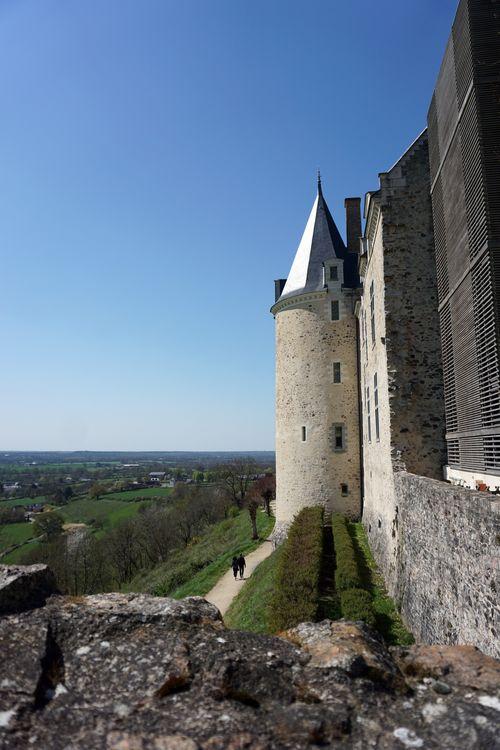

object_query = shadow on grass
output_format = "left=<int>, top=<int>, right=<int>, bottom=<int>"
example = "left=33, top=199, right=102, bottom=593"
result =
left=318, top=525, right=341, bottom=620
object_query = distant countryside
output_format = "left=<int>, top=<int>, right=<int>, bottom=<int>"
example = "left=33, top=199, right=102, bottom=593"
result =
left=0, top=451, right=275, bottom=593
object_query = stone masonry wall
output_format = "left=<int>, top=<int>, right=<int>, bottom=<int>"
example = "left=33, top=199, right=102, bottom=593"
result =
left=362, top=132, right=448, bottom=596
left=392, top=471, right=500, bottom=659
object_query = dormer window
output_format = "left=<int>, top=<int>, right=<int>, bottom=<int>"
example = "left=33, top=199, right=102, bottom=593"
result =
left=329, top=265, right=338, bottom=281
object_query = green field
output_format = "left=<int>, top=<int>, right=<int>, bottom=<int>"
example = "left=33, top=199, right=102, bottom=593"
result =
left=104, top=486, right=172, bottom=501
left=126, top=510, right=275, bottom=598
left=59, top=497, right=149, bottom=528
left=0, top=522, right=36, bottom=555
left=2, top=538, right=41, bottom=564
left=0, top=496, right=47, bottom=509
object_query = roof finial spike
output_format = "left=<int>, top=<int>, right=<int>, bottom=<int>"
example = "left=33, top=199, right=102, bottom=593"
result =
left=317, top=169, right=322, bottom=196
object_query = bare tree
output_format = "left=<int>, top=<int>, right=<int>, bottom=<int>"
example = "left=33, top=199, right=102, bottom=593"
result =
left=252, top=474, right=276, bottom=516
left=216, top=458, right=257, bottom=508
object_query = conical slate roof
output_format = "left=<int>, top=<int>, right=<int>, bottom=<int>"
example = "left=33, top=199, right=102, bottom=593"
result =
left=278, top=179, right=359, bottom=302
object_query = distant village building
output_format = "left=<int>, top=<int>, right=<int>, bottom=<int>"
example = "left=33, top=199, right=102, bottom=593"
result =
left=149, top=472, right=166, bottom=483
left=2, top=482, right=20, bottom=495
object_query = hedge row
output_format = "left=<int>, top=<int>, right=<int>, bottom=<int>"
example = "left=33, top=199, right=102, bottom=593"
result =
left=331, top=513, right=363, bottom=590
left=339, top=588, right=376, bottom=627
left=269, top=506, right=324, bottom=631
left=332, top=513, right=375, bottom=626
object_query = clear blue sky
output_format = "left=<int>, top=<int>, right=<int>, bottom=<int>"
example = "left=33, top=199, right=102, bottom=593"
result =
left=1, top=0, right=457, bottom=451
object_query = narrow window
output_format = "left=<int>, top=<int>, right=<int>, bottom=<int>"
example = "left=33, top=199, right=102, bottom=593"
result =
left=366, top=386, right=372, bottom=443
left=333, top=362, right=341, bottom=383
left=333, top=424, right=344, bottom=450
left=370, top=281, right=376, bottom=345
left=329, top=265, right=338, bottom=281
left=363, top=310, right=368, bottom=361
left=301, top=426, right=307, bottom=442
left=331, top=300, right=339, bottom=321
left=341, top=483, right=348, bottom=496
left=374, top=372, right=380, bottom=440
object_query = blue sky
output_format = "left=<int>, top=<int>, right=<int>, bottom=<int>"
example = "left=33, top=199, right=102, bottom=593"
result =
left=1, top=0, right=457, bottom=451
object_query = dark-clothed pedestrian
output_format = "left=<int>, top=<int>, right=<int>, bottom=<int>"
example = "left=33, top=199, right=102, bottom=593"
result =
left=231, top=556, right=239, bottom=579
left=238, top=554, right=246, bottom=579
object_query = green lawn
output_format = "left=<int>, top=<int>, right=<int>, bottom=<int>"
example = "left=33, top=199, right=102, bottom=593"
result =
left=0, top=522, right=36, bottom=554
left=126, top=510, right=275, bottom=598
left=349, top=522, right=414, bottom=646
left=225, top=545, right=283, bottom=633
left=104, top=486, right=172, bottom=501
left=58, top=497, right=148, bottom=529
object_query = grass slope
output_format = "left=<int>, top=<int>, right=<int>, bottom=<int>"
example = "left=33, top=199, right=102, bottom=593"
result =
left=0, top=496, right=47, bottom=509
left=127, top=510, right=275, bottom=598
left=350, top=522, right=414, bottom=646
left=225, top=546, right=283, bottom=633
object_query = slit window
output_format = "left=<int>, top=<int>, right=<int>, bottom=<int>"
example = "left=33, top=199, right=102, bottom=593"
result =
left=333, top=423, right=345, bottom=451
left=333, top=362, right=341, bottom=383
left=331, top=300, right=340, bottom=321
left=301, top=426, right=307, bottom=442
left=341, top=483, right=348, bottom=496
left=370, top=281, right=376, bottom=345
left=366, top=385, right=372, bottom=443
left=374, top=372, right=380, bottom=440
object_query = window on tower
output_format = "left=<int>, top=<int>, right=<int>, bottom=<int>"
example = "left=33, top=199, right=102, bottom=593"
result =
left=332, top=423, right=345, bottom=451
left=341, top=483, right=349, bottom=496
left=370, top=281, right=376, bottom=345
left=333, top=362, right=341, bottom=383
left=331, top=300, right=340, bottom=321
left=329, top=265, right=338, bottom=281
left=301, top=426, right=307, bottom=442
left=374, top=372, right=380, bottom=440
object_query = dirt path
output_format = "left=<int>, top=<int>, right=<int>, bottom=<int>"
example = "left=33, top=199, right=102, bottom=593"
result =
left=204, top=540, right=273, bottom=617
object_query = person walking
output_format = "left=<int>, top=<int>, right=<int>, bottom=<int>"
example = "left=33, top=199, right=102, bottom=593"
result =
left=231, top=556, right=239, bottom=580
left=237, top=553, right=246, bottom=580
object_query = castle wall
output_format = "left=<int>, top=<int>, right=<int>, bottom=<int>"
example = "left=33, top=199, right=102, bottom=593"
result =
left=274, top=292, right=361, bottom=539
left=360, top=133, right=447, bottom=587
left=391, top=471, right=500, bottom=659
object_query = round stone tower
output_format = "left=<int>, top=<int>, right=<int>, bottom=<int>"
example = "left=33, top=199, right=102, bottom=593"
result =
left=271, top=177, right=362, bottom=543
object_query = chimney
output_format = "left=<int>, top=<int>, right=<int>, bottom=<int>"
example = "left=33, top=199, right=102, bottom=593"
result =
left=344, top=197, right=362, bottom=254
left=274, top=278, right=287, bottom=302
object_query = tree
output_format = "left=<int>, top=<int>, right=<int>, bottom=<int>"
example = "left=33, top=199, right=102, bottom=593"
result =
left=89, top=482, right=106, bottom=501
left=247, top=497, right=260, bottom=540
left=252, top=474, right=276, bottom=516
left=34, top=512, right=64, bottom=539
left=63, top=486, right=74, bottom=503
left=216, top=458, right=257, bottom=508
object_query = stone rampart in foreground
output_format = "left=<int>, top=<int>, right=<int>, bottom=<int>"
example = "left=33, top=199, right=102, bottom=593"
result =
left=0, top=564, right=499, bottom=748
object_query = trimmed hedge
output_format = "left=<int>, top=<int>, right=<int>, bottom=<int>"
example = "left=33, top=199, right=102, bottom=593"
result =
left=339, top=588, right=376, bottom=627
left=332, top=513, right=375, bottom=626
left=331, top=513, right=362, bottom=591
left=269, top=506, right=324, bottom=631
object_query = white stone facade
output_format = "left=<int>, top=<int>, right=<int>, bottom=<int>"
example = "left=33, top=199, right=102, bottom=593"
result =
left=273, top=280, right=361, bottom=541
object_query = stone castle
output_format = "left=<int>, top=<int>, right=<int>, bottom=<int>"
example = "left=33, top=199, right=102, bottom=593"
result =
left=271, top=0, right=499, bottom=658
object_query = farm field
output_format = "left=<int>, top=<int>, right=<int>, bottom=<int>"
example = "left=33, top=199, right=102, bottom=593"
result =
left=0, top=522, right=36, bottom=554
left=58, top=497, right=150, bottom=529
left=104, top=486, right=172, bottom=501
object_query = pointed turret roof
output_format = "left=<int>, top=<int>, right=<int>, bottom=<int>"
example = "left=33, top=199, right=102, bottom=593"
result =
left=277, top=176, right=359, bottom=303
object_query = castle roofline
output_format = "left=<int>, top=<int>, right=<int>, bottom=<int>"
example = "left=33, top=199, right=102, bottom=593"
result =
left=275, top=178, right=359, bottom=306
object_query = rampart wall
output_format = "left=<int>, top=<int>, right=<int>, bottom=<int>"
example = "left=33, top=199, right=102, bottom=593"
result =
left=387, top=471, right=499, bottom=658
